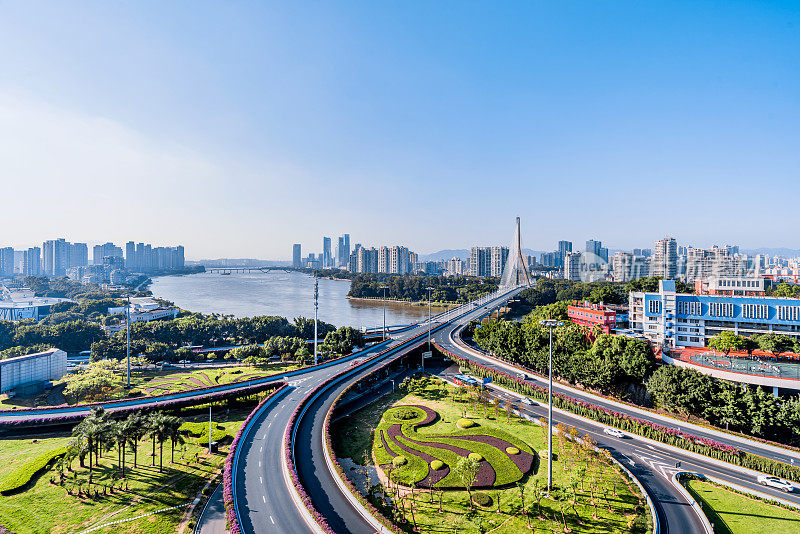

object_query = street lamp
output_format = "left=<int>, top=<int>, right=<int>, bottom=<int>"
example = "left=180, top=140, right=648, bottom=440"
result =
left=380, top=285, right=389, bottom=341
left=313, top=272, right=319, bottom=366
left=126, top=293, right=131, bottom=389
left=539, top=319, right=563, bottom=493
left=425, top=286, right=435, bottom=373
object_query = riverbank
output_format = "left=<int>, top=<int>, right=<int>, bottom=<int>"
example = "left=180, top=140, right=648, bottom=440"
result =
left=346, top=295, right=456, bottom=309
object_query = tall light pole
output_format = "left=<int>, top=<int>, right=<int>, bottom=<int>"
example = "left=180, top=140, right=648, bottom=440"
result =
left=380, top=285, right=388, bottom=341
left=126, top=292, right=131, bottom=389
left=539, top=319, right=562, bottom=493
left=425, top=286, right=435, bottom=373
left=314, top=272, right=319, bottom=366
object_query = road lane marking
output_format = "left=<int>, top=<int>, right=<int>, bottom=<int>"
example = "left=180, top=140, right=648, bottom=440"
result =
left=262, top=495, right=266, bottom=503
left=270, top=516, right=275, bottom=524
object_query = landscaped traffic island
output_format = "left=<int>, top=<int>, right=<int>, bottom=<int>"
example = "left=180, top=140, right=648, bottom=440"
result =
left=332, top=376, right=653, bottom=534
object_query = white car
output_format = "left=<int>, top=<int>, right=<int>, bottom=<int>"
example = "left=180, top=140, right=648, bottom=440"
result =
left=603, top=427, right=625, bottom=438
left=757, top=475, right=795, bottom=493
left=521, top=397, right=536, bottom=406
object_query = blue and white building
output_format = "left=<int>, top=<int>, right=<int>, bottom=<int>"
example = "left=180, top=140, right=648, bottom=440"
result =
left=629, top=280, right=800, bottom=348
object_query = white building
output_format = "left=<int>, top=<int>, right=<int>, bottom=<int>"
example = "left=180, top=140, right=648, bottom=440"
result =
left=0, top=348, right=67, bottom=395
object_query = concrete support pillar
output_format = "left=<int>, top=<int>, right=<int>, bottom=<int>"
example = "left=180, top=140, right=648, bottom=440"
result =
left=773, top=386, right=780, bottom=398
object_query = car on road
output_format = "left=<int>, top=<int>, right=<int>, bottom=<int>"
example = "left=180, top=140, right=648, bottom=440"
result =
left=521, top=397, right=536, bottom=406
left=177, top=359, right=191, bottom=364
left=757, top=475, right=795, bottom=492
left=603, top=427, right=626, bottom=438
left=518, top=372, right=529, bottom=380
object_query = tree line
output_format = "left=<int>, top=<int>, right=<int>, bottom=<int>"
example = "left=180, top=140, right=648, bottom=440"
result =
left=348, top=274, right=499, bottom=303
left=517, top=276, right=694, bottom=309
left=472, top=307, right=800, bottom=445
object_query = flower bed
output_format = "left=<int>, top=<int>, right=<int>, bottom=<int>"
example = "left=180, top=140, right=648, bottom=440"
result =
left=436, top=343, right=800, bottom=483
left=222, top=382, right=287, bottom=534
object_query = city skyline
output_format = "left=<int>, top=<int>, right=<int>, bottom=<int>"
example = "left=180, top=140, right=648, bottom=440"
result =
left=1, top=2, right=799, bottom=258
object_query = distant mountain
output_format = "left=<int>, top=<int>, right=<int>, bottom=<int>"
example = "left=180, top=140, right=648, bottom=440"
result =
left=420, top=249, right=469, bottom=262
left=741, top=248, right=800, bottom=258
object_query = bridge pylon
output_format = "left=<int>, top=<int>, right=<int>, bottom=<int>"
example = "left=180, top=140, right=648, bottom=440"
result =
left=500, top=216, right=533, bottom=288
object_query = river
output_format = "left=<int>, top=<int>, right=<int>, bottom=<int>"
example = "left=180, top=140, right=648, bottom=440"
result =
left=148, top=271, right=446, bottom=329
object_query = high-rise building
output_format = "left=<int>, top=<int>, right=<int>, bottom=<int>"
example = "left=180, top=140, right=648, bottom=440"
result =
left=42, top=238, right=70, bottom=277
left=92, top=242, right=122, bottom=265
left=126, top=241, right=137, bottom=272
left=70, top=243, right=88, bottom=268
left=470, top=247, right=491, bottom=277
left=378, top=246, right=390, bottom=273
left=389, top=245, right=410, bottom=274
left=564, top=251, right=583, bottom=281
left=0, top=247, right=14, bottom=277
left=292, top=244, right=302, bottom=268
left=336, top=234, right=351, bottom=269
left=356, top=247, right=379, bottom=273
left=322, top=237, right=332, bottom=268
left=490, top=246, right=509, bottom=277
left=23, top=247, right=41, bottom=276
left=652, top=237, right=678, bottom=279
left=612, top=252, right=650, bottom=282
left=557, top=240, right=572, bottom=268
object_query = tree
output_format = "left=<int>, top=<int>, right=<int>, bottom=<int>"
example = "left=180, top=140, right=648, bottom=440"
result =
left=165, top=415, right=185, bottom=464
left=111, top=419, right=130, bottom=476
left=126, top=412, right=147, bottom=468
left=455, top=456, right=480, bottom=509
left=708, top=331, right=748, bottom=358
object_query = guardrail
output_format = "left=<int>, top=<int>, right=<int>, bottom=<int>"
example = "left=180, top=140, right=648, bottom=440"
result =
left=0, top=340, right=392, bottom=425
left=224, top=382, right=289, bottom=534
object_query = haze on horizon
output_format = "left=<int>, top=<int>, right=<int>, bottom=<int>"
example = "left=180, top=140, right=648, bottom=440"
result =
left=1, top=1, right=798, bottom=260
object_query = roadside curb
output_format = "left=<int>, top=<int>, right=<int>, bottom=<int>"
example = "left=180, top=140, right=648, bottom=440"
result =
left=672, top=473, right=714, bottom=534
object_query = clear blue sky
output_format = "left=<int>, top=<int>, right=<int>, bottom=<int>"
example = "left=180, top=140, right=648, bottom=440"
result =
left=1, top=1, right=798, bottom=259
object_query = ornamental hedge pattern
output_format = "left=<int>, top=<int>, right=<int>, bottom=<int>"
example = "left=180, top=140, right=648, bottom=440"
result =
left=435, top=343, right=800, bottom=483
left=373, top=404, right=533, bottom=489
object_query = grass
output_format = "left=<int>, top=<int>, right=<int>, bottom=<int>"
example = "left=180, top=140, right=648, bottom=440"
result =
left=332, top=377, right=651, bottom=534
left=0, top=403, right=260, bottom=534
left=686, top=479, right=800, bottom=534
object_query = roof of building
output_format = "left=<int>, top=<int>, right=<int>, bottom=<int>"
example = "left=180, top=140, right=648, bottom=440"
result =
left=0, top=348, right=63, bottom=366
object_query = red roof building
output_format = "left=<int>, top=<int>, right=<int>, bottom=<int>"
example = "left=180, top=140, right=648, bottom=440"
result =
left=567, top=301, right=616, bottom=335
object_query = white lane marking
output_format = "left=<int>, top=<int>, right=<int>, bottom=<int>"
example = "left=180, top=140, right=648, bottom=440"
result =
left=262, top=495, right=266, bottom=503
left=260, top=446, right=263, bottom=452
left=270, top=516, right=275, bottom=524
left=260, top=476, right=263, bottom=484
left=259, top=461, right=262, bottom=467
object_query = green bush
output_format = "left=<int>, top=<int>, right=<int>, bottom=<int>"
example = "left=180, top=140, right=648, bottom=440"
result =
left=430, top=460, right=445, bottom=470
left=0, top=446, right=68, bottom=494
left=506, top=446, right=520, bottom=455
left=392, top=456, right=407, bottom=467
left=457, top=418, right=476, bottom=429
left=468, top=452, right=484, bottom=462
left=473, top=492, right=492, bottom=507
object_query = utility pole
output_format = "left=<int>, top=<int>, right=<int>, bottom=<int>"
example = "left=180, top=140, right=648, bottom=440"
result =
left=126, top=293, right=131, bottom=389
left=208, top=404, right=212, bottom=454
left=539, top=319, right=562, bottom=493
left=314, top=272, right=319, bottom=366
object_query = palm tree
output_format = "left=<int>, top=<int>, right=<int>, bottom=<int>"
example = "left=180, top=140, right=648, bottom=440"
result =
left=146, top=412, right=166, bottom=467
left=111, top=419, right=130, bottom=477
left=73, top=408, right=106, bottom=483
left=152, top=413, right=171, bottom=472
left=164, top=416, right=185, bottom=464
left=125, top=412, right=147, bottom=468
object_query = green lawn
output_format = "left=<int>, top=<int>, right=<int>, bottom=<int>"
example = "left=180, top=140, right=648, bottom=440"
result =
left=332, top=377, right=652, bottom=534
left=686, top=479, right=800, bottom=534
left=0, top=405, right=255, bottom=534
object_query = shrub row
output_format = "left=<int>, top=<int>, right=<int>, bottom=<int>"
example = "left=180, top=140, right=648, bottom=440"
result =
left=436, top=344, right=800, bottom=483
left=222, top=383, right=287, bottom=534
left=0, top=446, right=68, bottom=494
